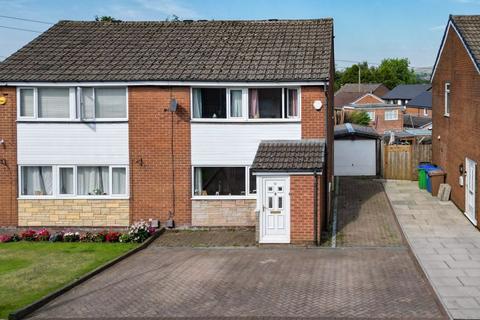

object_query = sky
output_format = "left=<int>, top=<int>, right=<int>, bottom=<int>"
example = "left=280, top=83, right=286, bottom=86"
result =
left=0, top=0, right=477, bottom=69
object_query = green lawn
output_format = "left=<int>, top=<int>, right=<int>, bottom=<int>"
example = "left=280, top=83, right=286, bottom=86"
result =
left=0, top=242, right=138, bottom=319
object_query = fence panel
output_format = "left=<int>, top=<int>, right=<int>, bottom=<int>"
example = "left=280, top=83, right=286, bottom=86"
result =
left=382, top=143, right=432, bottom=180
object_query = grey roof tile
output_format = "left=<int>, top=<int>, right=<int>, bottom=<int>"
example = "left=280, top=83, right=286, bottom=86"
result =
left=382, top=84, right=431, bottom=100
left=251, top=139, right=325, bottom=173
left=0, top=19, right=333, bottom=82
left=451, top=15, right=480, bottom=71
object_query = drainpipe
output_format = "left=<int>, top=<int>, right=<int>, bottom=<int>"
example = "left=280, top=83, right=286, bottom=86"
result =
left=323, top=82, right=330, bottom=230
left=313, top=169, right=319, bottom=246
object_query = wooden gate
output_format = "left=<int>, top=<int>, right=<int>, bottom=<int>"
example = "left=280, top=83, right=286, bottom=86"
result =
left=382, top=143, right=432, bottom=180
left=383, top=145, right=413, bottom=180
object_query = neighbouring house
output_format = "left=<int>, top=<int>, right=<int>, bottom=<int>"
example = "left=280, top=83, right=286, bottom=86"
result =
left=431, top=15, right=480, bottom=226
left=403, top=114, right=432, bottom=129
left=342, top=102, right=404, bottom=134
left=382, top=84, right=431, bottom=107
left=0, top=19, right=335, bottom=244
left=405, top=90, right=433, bottom=117
left=334, top=83, right=389, bottom=108
left=334, top=123, right=380, bottom=176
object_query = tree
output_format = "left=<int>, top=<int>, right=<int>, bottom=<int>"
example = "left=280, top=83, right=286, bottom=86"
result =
left=166, top=14, right=180, bottom=21
left=335, top=58, right=427, bottom=90
left=346, top=111, right=371, bottom=126
left=95, top=16, right=121, bottom=22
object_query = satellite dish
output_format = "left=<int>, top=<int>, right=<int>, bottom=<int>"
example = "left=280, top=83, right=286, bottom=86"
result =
left=169, top=99, right=178, bottom=112
left=313, top=100, right=323, bottom=110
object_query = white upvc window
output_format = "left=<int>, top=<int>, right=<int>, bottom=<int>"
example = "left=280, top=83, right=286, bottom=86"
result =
left=367, top=111, right=375, bottom=121
left=445, top=82, right=451, bottom=117
left=19, top=165, right=128, bottom=199
left=192, top=165, right=256, bottom=199
left=17, top=87, right=127, bottom=121
left=385, top=110, right=398, bottom=121
left=191, top=87, right=300, bottom=121
left=423, top=108, right=429, bottom=117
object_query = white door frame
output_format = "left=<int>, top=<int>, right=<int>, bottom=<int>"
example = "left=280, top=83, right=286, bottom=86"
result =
left=257, top=175, right=290, bottom=244
left=465, top=158, right=477, bottom=226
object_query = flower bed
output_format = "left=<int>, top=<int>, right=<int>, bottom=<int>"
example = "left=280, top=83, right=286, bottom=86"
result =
left=0, top=220, right=158, bottom=244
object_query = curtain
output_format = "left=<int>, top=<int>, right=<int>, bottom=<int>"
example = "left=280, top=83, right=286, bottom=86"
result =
left=77, top=166, right=109, bottom=195
left=192, top=88, right=203, bottom=118
left=20, top=89, right=34, bottom=117
left=288, top=89, right=298, bottom=117
left=22, top=166, right=52, bottom=195
left=249, top=89, right=259, bottom=118
left=194, top=167, right=203, bottom=195
left=112, top=168, right=126, bottom=195
left=230, top=90, right=243, bottom=117
left=38, top=88, right=70, bottom=118
left=59, top=167, right=74, bottom=194
left=95, top=88, right=126, bottom=118
left=81, top=87, right=95, bottom=120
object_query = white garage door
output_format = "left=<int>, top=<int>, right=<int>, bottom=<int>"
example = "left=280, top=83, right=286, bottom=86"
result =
left=334, top=140, right=376, bottom=176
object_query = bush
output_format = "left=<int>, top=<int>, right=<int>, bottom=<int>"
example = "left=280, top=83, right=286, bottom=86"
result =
left=36, top=229, right=50, bottom=241
left=128, top=220, right=152, bottom=243
left=94, top=231, right=107, bottom=242
left=49, top=232, right=64, bottom=242
left=105, top=231, right=121, bottom=243
left=63, top=232, right=80, bottom=242
left=21, top=229, right=36, bottom=241
left=345, top=111, right=372, bottom=126
left=0, top=234, right=12, bottom=243
left=79, top=232, right=95, bottom=242
left=119, top=233, right=132, bottom=243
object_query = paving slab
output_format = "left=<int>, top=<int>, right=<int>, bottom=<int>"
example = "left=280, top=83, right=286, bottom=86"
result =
left=384, top=180, right=480, bottom=319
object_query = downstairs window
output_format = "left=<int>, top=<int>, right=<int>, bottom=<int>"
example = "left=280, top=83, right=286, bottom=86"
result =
left=194, top=167, right=246, bottom=196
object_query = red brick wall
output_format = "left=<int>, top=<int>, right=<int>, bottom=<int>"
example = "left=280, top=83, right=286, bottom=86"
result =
left=0, top=87, right=18, bottom=226
left=405, top=107, right=432, bottom=117
left=355, top=94, right=384, bottom=105
left=301, top=86, right=326, bottom=139
left=290, top=174, right=324, bottom=244
left=129, top=87, right=192, bottom=226
left=432, top=27, right=480, bottom=220
left=371, top=108, right=404, bottom=133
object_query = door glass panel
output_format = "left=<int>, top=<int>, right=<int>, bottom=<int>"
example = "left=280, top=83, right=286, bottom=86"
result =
left=278, top=186, right=283, bottom=192
left=268, top=186, right=273, bottom=192
left=278, top=196, right=283, bottom=209
left=268, top=197, right=273, bottom=209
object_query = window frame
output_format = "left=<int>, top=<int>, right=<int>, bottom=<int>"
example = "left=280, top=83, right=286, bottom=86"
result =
left=191, top=165, right=256, bottom=200
left=366, top=111, right=376, bottom=121
left=17, top=87, right=128, bottom=122
left=444, top=82, right=451, bottom=117
left=190, top=87, right=301, bottom=122
left=18, top=164, right=129, bottom=199
left=384, top=109, right=399, bottom=121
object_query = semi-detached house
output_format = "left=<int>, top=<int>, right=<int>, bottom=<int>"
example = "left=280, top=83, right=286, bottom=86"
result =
left=0, top=18, right=334, bottom=244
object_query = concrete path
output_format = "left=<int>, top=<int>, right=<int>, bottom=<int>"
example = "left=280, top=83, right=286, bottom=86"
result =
left=384, top=180, right=480, bottom=320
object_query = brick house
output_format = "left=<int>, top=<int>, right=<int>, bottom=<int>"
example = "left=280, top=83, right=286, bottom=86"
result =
left=405, top=90, right=433, bottom=117
left=431, top=15, right=480, bottom=226
left=341, top=93, right=404, bottom=134
left=382, top=84, right=431, bottom=107
left=0, top=19, right=334, bottom=244
left=334, top=83, right=389, bottom=109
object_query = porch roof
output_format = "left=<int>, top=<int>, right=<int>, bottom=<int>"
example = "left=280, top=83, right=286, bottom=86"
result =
left=251, top=139, right=325, bottom=173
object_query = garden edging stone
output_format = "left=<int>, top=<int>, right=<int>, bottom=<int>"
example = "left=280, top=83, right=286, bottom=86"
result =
left=8, top=227, right=165, bottom=320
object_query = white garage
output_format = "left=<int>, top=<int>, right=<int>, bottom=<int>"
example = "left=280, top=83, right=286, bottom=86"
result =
left=334, top=123, right=379, bottom=176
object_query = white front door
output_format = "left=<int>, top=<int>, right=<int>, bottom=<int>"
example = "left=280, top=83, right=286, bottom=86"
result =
left=259, top=177, right=290, bottom=243
left=465, top=158, right=477, bottom=225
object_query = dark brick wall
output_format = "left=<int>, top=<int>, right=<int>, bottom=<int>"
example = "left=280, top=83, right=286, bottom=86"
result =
left=0, top=87, right=17, bottom=226
left=129, top=86, right=192, bottom=226
left=405, top=107, right=432, bottom=117
left=432, top=27, right=480, bottom=221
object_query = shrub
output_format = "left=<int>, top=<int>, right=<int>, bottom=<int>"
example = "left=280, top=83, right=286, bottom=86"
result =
left=345, top=111, right=372, bottom=126
left=36, top=229, right=50, bottom=241
left=11, top=234, right=21, bottom=242
left=0, top=234, right=12, bottom=243
left=63, top=232, right=80, bottom=242
left=105, top=231, right=121, bottom=243
left=128, top=220, right=152, bottom=243
left=119, top=233, right=132, bottom=243
left=79, top=232, right=95, bottom=242
left=94, top=231, right=107, bottom=242
left=21, top=229, right=36, bottom=241
left=49, top=232, right=64, bottom=242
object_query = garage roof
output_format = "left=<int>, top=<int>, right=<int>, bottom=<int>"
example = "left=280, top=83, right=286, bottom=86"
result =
left=334, top=123, right=380, bottom=139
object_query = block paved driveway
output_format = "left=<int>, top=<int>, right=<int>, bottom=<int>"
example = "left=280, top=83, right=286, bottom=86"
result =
left=28, top=178, right=447, bottom=319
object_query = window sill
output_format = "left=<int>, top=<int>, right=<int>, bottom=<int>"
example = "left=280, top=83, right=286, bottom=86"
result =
left=444, top=114, right=450, bottom=117
left=192, top=195, right=257, bottom=200
left=18, top=196, right=130, bottom=200
left=191, top=119, right=301, bottom=124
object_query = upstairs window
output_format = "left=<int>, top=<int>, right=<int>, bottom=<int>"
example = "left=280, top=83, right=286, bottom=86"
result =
left=38, top=88, right=70, bottom=118
left=192, top=88, right=226, bottom=118
left=80, top=87, right=127, bottom=120
left=192, top=87, right=299, bottom=120
left=445, top=82, right=451, bottom=116
left=19, top=88, right=34, bottom=117
left=385, top=110, right=398, bottom=121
